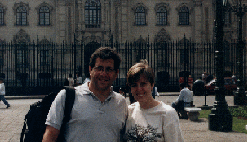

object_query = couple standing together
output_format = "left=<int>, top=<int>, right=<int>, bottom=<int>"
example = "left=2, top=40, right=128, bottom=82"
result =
left=42, top=47, right=184, bottom=142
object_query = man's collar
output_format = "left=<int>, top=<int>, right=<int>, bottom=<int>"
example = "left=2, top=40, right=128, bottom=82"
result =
left=85, top=82, right=114, bottom=102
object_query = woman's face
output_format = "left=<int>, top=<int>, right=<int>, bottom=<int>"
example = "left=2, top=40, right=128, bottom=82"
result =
left=130, top=74, right=154, bottom=103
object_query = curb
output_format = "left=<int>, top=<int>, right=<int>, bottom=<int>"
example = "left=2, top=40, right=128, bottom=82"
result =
left=5, top=95, right=47, bottom=100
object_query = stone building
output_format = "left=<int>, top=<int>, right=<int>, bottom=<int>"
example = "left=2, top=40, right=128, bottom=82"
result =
left=0, top=0, right=246, bottom=93
left=0, top=0, right=218, bottom=44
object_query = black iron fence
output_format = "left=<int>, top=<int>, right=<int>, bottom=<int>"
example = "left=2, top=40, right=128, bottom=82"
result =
left=0, top=38, right=245, bottom=95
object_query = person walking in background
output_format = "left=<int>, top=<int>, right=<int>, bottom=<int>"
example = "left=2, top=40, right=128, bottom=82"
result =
left=42, top=47, right=127, bottom=142
left=67, top=73, right=74, bottom=87
left=0, top=78, right=10, bottom=108
left=125, top=62, right=184, bottom=142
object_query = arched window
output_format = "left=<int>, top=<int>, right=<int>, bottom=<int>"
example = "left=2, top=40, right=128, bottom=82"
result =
left=16, top=6, right=27, bottom=25
left=39, top=39, right=51, bottom=67
left=0, top=7, right=4, bottom=25
left=16, top=42, right=28, bottom=68
left=179, top=6, right=189, bottom=25
left=85, top=0, right=101, bottom=28
left=157, top=6, right=167, bottom=25
left=135, top=6, right=146, bottom=25
left=39, top=6, right=50, bottom=26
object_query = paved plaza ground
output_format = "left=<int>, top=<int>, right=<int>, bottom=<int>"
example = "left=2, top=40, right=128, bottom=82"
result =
left=0, top=95, right=247, bottom=142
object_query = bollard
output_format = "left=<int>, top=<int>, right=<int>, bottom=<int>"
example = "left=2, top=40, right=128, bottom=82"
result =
left=203, top=86, right=208, bottom=107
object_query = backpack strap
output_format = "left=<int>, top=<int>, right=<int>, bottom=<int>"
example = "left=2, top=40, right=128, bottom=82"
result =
left=63, top=88, right=76, bottom=124
left=57, top=87, right=75, bottom=141
left=20, top=121, right=27, bottom=142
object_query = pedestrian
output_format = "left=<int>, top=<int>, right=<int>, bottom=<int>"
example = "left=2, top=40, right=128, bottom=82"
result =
left=67, top=73, right=74, bottom=87
left=0, top=78, right=10, bottom=108
left=124, top=62, right=184, bottom=142
left=42, top=47, right=128, bottom=142
left=75, top=73, right=83, bottom=86
left=172, top=83, right=193, bottom=117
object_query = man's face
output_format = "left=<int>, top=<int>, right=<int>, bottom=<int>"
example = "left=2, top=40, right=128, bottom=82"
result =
left=89, top=58, right=118, bottom=91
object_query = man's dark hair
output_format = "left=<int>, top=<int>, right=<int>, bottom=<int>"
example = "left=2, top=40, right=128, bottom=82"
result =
left=89, top=47, right=121, bottom=71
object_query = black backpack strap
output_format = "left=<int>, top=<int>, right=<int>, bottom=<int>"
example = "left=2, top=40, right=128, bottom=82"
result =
left=57, top=87, right=75, bottom=141
left=20, top=121, right=27, bottom=142
left=63, top=88, right=76, bottom=123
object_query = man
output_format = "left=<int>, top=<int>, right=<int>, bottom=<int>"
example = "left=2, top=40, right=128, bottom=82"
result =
left=42, top=47, right=128, bottom=142
left=172, top=83, right=193, bottom=116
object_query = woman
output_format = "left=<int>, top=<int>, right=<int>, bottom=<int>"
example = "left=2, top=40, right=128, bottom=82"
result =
left=124, top=62, right=184, bottom=142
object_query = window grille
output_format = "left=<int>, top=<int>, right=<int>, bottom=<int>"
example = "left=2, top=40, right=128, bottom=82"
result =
left=39, top=6, right=50, bottom=26
left=179, top=6, right=189, bottom=25
left=85, top=0, right=101, bottom=28
left=135, top=7, right=146, bottom=25
left=16, top=6, right=27, bottom=26
left=157, top=7, right=167, bottom=25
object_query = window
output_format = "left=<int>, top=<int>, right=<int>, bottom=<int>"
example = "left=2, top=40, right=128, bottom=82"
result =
left=134, top=38, right=147, bottom=62
left=179, top=39, right=189, bottom=64
left=16, top=6, right=27, bottom=25
left=0, top=7, right=4, bottom=25
left=39, top=6, right=50, bottom=26
left=0, top=41, right=3, bottom=68
left=16, top=43, right=29, bottom=68
left=135, top=6, right=146, bottom=25
left=157, top=7, right=167, bottom=25
left=157, top=42, right=170, bottom=67
left=40, top=49, right=50, bottom=66
left=85, top=0, right=101, bottom=28
left=39, top=39, right=51, bottom=67
left=179, top=6, right=189, bottom=25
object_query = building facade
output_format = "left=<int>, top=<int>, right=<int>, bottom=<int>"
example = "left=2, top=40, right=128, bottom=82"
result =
left=0, top=0, right=246, bottom=93
left=0, top=0, right=218, bottom=44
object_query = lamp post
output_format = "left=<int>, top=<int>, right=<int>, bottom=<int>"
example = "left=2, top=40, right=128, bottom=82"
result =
left=232, top=0, right=247, bottom=105
left=208, top=0, right=232, bottom=132
left=73, top=33, right=77, bottom=81
left=183, top=35, right=189, bottom=87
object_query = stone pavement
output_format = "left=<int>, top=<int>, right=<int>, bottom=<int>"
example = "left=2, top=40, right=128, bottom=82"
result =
left=0, top=95, right=246, bottom=142
left=0, top=99, right=40, bottom=142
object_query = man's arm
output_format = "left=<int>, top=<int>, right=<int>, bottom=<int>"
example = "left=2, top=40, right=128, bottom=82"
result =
left=42, top=125, right=60, bottom=142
